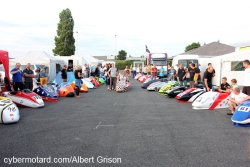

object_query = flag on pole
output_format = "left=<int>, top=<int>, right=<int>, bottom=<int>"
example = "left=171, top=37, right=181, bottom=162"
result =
left=145, top=45, right=151, bottom=53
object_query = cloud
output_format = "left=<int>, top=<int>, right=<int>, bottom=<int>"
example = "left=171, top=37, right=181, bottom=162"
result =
left=1, top=0, right=250, bottom=58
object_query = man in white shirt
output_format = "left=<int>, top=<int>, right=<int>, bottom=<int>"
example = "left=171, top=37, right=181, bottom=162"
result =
left=108, top=64, right=117, bottom=90
left=132, top=65, right=137, bottom=78
left=227, top=86, right=250, bottom=115
left=242, top=60, right=250, bottom=96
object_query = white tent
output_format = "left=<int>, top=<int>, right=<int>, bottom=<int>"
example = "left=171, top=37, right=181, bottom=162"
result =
left=210, top=50, right=250, bottom=86
left=56, top=54, right=102, bottom=67
left=82, top=55, right=101, bottom=65
left=13, top=51, right=64, bottom=81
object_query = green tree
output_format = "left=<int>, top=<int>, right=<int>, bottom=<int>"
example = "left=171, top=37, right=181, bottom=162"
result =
left=53, top=8, right=75, bottom=56
left=115, top=60, right=133, bottom=70
left=185, top=42, right=201, bottom=52
left=117, top=50, right=127, bottom=60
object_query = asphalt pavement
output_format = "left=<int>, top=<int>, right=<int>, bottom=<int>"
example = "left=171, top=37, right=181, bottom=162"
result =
left=0, top=80, right=249, bottom=167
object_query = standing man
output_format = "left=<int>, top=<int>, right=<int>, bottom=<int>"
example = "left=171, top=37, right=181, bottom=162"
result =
left=208, top=63, right=215, bottom=77
left=74, top=66, right=83, bottom=98
left=108, top=64, right=117, bottom=90
left=177, top=64, right=186, bottom=86
left=61, top=65, right=67, bottom=82
left=151, top=65, right=157, bottom=80
left=67, top=63, right=73, bottom=72
left=11, top=63, right=24, bottom=91
left=23, top=63, right=35, bottom=90
left=189, top=63, right=200, bottom=87
left=242, top=60, right=250, bottom=96
left=184, top=67, right=190, bottom=86
left=169, top=67, right=176, bottom=81
left=95, top=65, right=100, bottom=80
left=136, top=65, right=140, bottom=74
left=203, top=67, right=214, bottom=91
left=132, top=65, right=137, bottom=78
left=159, top=66, right=165, bottom=79
left=139, top=65, right=143, bottom=74
left=84, top=64, right=90, bottom=78
left=147, top=64, right=152, bottom=75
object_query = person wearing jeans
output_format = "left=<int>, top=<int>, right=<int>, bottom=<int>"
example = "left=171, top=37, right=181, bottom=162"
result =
left=132, top=65, right=136, bottom=78
left=23, top=63, right=35, bottom=90
left=177, top=64, right=186, bottom=86
left=11, top=63, right=24, bottom=91
left=203, top=67, right=214, bottom=92
left=108, top=64, right=117, bottom=90
left=74, top=66, right=83, bottom=98
left=151, top=65, right=157, bottom=80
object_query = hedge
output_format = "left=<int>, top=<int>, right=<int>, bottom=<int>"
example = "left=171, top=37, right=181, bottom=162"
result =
left=115, top=60, right=133, bottom=70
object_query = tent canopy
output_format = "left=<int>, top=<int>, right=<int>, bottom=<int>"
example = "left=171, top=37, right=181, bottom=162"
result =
left=12, top=51, right=64, bottom=81
left=80, top=54, right=100, bottom=65
left=14, top=51, right=64, bottom=65
left=0, top=50, right=10, bottom=80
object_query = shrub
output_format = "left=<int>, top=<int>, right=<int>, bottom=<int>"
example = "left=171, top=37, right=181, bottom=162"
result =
left=115, top=60, right=133, bottom=70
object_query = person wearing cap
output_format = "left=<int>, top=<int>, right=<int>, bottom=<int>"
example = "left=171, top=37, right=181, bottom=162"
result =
left=227, top=86, right=250, bottom=115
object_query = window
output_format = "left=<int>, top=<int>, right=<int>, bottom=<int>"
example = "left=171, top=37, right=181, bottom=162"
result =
left=152, top=58, right=167, bottom=66
left=231, top=61, right=244, bottom=71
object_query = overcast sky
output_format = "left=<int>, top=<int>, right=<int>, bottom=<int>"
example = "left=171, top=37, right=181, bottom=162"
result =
left=0, top=0, right=250, bottom=58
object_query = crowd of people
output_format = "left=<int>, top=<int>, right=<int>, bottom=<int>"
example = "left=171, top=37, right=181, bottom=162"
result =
left=3, top=59, right=250, bottom=111
left=10, top=63, right=35, bottom=91
left=3, top=63, right=49, bottom=92
left=102, top=64, right=130, bottom=92
left=131, top=60, right=250, bottom=115
left=198, top=60, right=250, bottom=115
left=60, top=63, right=131, bottom=95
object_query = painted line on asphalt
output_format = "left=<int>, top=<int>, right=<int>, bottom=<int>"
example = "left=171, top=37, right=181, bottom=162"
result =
left=95, top=121, right=102, bottom=129
left=95, top=121, right=114, bottom=129
left=100, top=125, right=114, bottom=127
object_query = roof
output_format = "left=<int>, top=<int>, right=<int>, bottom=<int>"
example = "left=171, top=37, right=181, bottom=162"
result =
left=13, top=51, right=64, bottom=65
left=232, top=41, right=250, bottom=48
left=180, top=42, right=235, bottom=56
left=93, top=56, right=108, bottom=61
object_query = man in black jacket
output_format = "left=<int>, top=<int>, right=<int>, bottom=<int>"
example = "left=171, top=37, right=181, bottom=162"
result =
left=61, top=65, right=67, bottom=82
left=23, top=63, right=35, bottom=90
left=177, top=64, right=186, bottom=86
left=203, top=67, right=214, bottom=91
